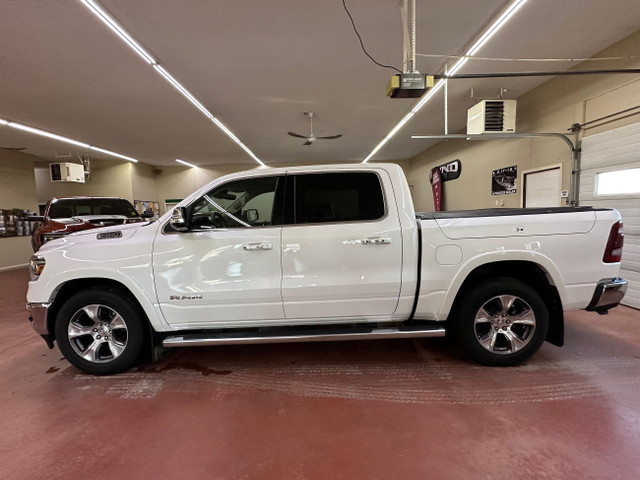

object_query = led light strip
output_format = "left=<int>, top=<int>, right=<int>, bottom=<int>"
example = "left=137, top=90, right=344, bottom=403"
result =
left=362, top=0, right=528, bottom=163
left=176, top=158, right=197, bottom=168
left=0, top=117, right=138, bottom=162
left=81, top=0, right=265, bottom=167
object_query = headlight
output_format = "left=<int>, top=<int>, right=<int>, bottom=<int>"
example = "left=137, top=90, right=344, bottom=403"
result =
left=42, top=233, right=64, bottom=244
left=29, top=256, right=46, bottom=281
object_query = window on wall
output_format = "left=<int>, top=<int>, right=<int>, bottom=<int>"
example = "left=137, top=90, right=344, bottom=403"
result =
left=294, top=172, right=385, bottom=224
left=595, top=168, right=640, bottom=196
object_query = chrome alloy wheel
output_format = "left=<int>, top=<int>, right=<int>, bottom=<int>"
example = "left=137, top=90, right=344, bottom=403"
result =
left=67, top=304, right=128, bottom=363
left=473, top=294, right=536, bottom=355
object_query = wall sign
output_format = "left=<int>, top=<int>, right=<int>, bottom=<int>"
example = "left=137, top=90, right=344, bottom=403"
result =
left=428, top=159, right=461, bottom=212
left=491, top=165, right=517, bottom=195
left=430, top=167, right=442, bottom=211
left=430, top=159, right=462, bottom=182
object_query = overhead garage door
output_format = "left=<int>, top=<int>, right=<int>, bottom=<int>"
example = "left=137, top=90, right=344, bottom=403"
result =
left=580, top=122, right=640, bottom=309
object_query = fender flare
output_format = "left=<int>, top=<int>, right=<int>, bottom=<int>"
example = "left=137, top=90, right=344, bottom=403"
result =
left=46, top=269, right=170, bottom=333
left=437, top=250, right=566, bottom=319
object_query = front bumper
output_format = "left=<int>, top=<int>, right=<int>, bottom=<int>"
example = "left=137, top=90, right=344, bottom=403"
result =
left=26, top=302, right=54, bottom=348
left=586, top=278, right=627, bottom=313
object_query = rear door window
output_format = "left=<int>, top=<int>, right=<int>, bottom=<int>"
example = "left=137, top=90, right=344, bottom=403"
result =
left=293, top=172, right=385, bottom=224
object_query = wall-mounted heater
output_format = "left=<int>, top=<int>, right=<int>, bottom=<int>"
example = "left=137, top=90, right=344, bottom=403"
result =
left=467, top=100, right=516, bottom=134
left=49, top=162, right=85, bottom=183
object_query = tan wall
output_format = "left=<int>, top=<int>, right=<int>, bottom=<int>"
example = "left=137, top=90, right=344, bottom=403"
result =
left=35, top=160, right=134, bottom=205
left=131, top=163, right=159, bottom=205
left=0, top=150, right=40, bottom=269
left=407, top=29, right=640, bottom=212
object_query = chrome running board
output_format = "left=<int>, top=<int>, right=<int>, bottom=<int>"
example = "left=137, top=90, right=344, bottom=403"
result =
left=163, top=325, right=446, bottom=347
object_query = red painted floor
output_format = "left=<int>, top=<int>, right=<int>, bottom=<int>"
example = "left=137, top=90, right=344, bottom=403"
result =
left=2, top=267, right=640, bottom=479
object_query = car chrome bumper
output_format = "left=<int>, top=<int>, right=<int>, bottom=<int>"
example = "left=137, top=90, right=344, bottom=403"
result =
left=586, top=278, right=627, bottom=313
left=26, top=302, right=54, bottom=348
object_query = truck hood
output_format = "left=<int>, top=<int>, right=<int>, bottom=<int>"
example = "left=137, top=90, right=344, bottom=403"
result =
left=53, top=214, right=132, bottom=225
left=38, top=221, right=151, bottom=253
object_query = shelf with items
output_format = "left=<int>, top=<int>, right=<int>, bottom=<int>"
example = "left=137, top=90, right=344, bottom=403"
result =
left=0, top=208, right=40, bottom=238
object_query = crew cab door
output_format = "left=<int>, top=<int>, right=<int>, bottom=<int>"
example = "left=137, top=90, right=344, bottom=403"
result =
left=153, top=175, right=285, bottom=329
left=281, top=170, right=403, bottom=320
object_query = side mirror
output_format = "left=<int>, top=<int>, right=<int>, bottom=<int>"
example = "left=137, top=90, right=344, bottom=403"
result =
left=244, top=209, right=259, bottom=222
left=170, top=207, right=190, bottom=232
left=141, top=211, right=154, bottom=219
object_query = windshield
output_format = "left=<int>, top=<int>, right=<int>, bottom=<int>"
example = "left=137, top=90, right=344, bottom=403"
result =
left=48, top=198, right=140, bottom=219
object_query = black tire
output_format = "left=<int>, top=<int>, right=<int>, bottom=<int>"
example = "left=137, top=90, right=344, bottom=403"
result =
left=55, top=288, right=147, bottom=375
left=453, top=277, right=549, bottom=366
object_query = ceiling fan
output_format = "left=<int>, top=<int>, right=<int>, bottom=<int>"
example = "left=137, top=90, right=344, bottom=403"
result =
left=288, top=111, right=342, bottom=145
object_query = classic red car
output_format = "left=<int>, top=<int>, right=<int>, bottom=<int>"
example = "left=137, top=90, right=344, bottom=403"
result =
left=31, top=196, right=151, bottom=251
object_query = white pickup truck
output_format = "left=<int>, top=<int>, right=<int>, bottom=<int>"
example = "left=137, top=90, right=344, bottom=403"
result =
left=26, top=163, right=627, bottom=374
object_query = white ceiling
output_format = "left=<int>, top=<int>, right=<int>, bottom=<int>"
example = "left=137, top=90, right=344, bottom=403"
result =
left=1, top=0, right=639, bottom=167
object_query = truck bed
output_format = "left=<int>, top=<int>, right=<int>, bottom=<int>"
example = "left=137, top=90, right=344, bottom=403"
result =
left=416, top=206, right=608, bottom=220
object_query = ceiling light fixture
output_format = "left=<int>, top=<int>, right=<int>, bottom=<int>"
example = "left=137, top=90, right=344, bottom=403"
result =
left=153, top=65, right=213, bottom=120
left=362, top=0, right=528, bottom=163
left=0, top=119, right=138, bottom=162
left=80, top=0, right=156, bottom=65
left=176, top=158, right=197, bottom=168
left=88, top=146, right=138, bottom=163
left=81, top=0, right=266, bottom=167
left=10, top=122, right=90, bottom=149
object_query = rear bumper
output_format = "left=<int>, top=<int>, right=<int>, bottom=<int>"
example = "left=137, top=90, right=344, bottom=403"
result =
left=586, top=278, right=627, bottom=313
left=26, top=302, right=54, bottom=349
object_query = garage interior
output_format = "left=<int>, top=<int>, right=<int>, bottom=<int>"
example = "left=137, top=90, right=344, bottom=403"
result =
left=1, top=1, right=640, bottom=478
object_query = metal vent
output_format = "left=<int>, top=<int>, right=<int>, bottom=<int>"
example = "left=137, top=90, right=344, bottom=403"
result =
left=484, top=101, right=505, bottom=131
left=467, top=100, right=516, bottom=134
left=50, top=163, right=62, bottom=181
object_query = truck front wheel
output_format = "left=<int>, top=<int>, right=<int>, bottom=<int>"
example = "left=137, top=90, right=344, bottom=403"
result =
left=55, top=289, right=146, bottom=375
left=454, top=278, right=549, bottom=366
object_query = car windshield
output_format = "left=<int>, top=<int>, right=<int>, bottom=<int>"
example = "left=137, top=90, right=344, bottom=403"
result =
left=48, top=198, right=140, bottom=219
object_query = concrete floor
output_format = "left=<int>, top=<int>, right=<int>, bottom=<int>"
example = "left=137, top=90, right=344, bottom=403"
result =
left=2, top=267, right=640, bottom=480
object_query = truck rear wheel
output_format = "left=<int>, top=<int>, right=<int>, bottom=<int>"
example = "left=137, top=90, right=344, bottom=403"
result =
left=454, top=278, right=549, bottom=366
left=55, top=289, right=146, bottom=375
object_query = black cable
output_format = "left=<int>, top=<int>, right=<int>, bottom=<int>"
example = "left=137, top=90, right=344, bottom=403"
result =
left=342, top=0, right=402, bottom=74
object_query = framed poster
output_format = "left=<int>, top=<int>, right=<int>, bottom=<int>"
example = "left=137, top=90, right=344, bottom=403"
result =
left=492, top=165, right=517, bottom=195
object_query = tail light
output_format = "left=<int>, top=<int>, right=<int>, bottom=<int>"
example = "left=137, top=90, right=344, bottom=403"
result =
left=603, top=221, right=624, bottom=263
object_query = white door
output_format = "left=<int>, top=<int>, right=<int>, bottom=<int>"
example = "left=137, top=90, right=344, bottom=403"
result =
left=153, top=175, right=284, bottom=328
left=524, top=166, right=562, bottom=207
left=281, top=171, right=403, bottom=320
left=580, top=122, right=640, bottom=309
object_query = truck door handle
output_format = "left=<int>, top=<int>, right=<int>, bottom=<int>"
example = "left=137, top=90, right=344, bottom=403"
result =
left=243, top=242, right=273, bottom=251
left=361, top=237, right=391, bottom=245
